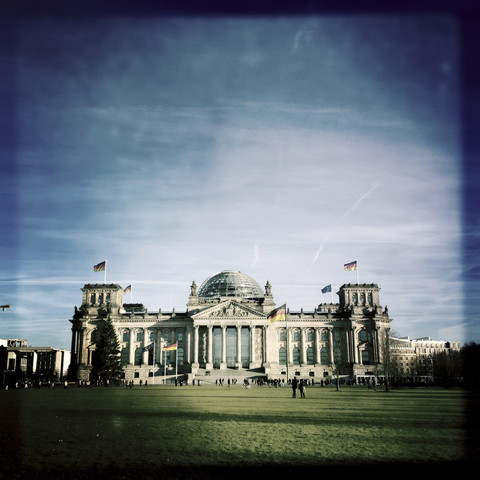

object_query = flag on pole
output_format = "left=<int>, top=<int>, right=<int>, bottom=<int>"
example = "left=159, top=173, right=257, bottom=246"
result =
left=162, top=343, right=177, bottom=351
left=267, top=304, right=286, bottom=324
left=124, top=285, right=131, bottom=293
left=94, top=261, right=106, bottom=272
left=143, top=343, right=154, bottom=352
left=321, top=285, right=332, bottom=294
left=344, top=260, right=358, bottom=271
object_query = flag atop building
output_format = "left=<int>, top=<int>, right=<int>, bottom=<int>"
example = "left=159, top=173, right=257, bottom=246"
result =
left=124, top=285, right=131, bottom=293
left=94, top=261, right=106, bottom=272
left=344, top=260, right=358, bottom=271
left=321, top=285, right=331, bottom=294
left=267, top=304, right=286, bottom=324
left=163, top=343, right=177, bottom=351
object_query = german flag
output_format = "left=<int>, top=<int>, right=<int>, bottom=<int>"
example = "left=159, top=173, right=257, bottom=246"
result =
left=267, top=304, right=286, bottom=324
left=94, top=261, right=106, bottom=272
left=163, top=343, right=177, bottom=351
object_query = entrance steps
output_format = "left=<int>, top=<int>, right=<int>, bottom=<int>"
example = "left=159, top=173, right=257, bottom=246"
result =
left=193, top=367, right=267, bottom=385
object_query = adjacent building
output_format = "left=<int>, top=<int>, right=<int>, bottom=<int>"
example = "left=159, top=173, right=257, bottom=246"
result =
left=0, top=339, right=70, bottom=386
left=390, top=336, right=461, bottom=378
left=69, top=270, right=392, bottom=384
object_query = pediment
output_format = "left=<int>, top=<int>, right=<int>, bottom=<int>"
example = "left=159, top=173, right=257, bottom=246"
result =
left=192, top=300, right=263, bottom=320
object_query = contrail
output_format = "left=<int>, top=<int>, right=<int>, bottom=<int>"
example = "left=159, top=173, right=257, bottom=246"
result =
left=339, top=182, right=380, bottom=221
left=311, top=182, right=380, bottom=267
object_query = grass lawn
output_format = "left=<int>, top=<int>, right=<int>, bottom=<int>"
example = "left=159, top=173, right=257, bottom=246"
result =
left=0, top=384, right=478, bottom=479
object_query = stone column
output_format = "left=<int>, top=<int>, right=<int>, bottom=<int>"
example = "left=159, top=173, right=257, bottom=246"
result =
left=236, top=325, right=242, bottom=366
left=187, top=328, right=192, bottom=364
left=207, top=325, right=213, bottom=367
left=221, top=325, right=227, bottom=368
left=78, top=327, right=85, bottom=364
left=193, top=326, right=199, bottom=366
left=328, top=328, right=333, bottom=364
left=315, top=328, right=321, bottom=364
left=374, top=327, right=380, bottom=363
left=300, top=328, right=306, bottom=365
left=70, top=328, right=77, bottom=364
left=250, top=325, right=255, bottom=364
left=142, top=328, right=149, bottom=365
left=129, top=329, right=134, bottom=365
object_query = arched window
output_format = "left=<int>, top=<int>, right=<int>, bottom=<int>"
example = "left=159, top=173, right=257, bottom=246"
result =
left=120, top=347, right=129, bottom=366
left=279, top=330, right=286, bottom=341
left=307, top=330, right=314, bottom=341
left=134, top=347, right=143, bottom=365
left=334, top=347, right=342, bottom=364
left=359, top=330, right=372, bottom=342
left=292, top=347, right=300, bottom=365
left=306, top=347, right=314, bottom=365
left=279, top=347, right=287, bottom=365
left=320, top=347, right=329, bottom=365
left=361, top=349, right=371, bottom=365
left=293, top=330, right=300, bottom=342
left=177, top=348, right=184, bottom=366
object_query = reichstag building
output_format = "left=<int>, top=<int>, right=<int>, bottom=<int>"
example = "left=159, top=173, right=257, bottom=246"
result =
left=69, top=270, right=392, bottom=384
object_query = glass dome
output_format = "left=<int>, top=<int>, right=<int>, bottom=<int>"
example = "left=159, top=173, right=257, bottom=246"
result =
left=198, top=271, right=264, bottom=299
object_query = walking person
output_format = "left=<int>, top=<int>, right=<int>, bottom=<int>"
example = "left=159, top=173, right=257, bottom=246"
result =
left=292, top=377, right=298, bottom=398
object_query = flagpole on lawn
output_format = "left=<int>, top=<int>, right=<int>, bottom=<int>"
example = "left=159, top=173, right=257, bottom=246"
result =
left=175, top=347, right=178, bottom=379
left=152, top=341, right=155, bottom=385
left=164, top=347, right=166, bottom=385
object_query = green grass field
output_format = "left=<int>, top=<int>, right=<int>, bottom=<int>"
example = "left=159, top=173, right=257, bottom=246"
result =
left=0, top=384, right=478, bottom=479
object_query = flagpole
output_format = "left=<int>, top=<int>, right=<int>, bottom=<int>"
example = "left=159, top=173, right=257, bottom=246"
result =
left=104, top=259, right=107, bottom=284
left=356, top=259, right=359, bottom=284
left=175, top=348, right=178, bottom=379
left=164, top=348, right=166, bottom=385
left=130, top=284, right=133, bottom=303
left=152, top=341, right=155, bottom=385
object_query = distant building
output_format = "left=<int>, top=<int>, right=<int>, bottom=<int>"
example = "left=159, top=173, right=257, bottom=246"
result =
left=69, top=270, right=395, bottom=384
left=390, top=336, right=461, bottom=377
left=0, top=339, right=70, bottom=387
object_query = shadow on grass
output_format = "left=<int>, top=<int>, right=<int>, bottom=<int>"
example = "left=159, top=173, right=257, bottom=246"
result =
left=2, top=460, right=475, bottom=480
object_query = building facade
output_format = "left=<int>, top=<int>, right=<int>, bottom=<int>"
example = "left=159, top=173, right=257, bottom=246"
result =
left=69, top=271, right=392, bottom=384
left=390, top=336, right=461, bottom=378
left=0, top=339, right=70, bottom=387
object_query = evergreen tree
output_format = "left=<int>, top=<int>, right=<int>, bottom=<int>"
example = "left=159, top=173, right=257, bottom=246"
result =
left=91, top=318, right=123, bottom=383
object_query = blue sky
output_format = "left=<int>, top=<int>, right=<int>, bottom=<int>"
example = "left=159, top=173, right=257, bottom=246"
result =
left=1, top=7, right=478, bottom=350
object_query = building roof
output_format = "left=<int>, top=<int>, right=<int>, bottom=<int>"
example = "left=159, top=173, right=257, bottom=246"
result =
left=198, top=270, right=264, bottom=299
